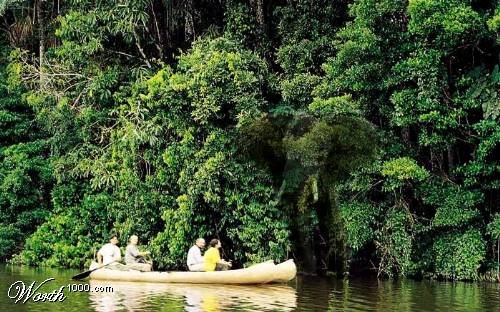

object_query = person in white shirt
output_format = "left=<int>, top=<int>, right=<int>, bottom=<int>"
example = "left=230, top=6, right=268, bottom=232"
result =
left=97, top=234, right=121, bottom=266
left=187, top=238, right=205, bottom=271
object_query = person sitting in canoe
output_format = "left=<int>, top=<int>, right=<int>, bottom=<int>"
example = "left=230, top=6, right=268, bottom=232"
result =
left=125, top=235, right=152, bottom=271
left=97, top=234, right=124, bottom=269
left=204, top=239, right=232, bottom=272
left=187, top=238, right=206, bottom=271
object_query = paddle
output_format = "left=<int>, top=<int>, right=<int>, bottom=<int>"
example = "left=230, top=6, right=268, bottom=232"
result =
left=71, top=261, right=117, bottom=280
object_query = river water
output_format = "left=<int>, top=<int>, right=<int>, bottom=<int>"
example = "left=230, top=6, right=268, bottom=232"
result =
left=1, top=264, right=499, bottom=311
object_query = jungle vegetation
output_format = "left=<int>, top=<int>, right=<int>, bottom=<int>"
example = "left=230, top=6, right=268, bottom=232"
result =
left=0, top=0, right=498, bottom=281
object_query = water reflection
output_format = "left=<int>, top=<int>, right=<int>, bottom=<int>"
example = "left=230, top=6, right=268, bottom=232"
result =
left=1, top=264, right=499, bottom=312
left=89, top=280, right=297, bottom=312
left=295, top=277, right=500, bottom=312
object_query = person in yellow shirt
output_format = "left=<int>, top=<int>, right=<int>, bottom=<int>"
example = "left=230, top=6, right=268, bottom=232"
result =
left=204, top=239, right=232, bottom=272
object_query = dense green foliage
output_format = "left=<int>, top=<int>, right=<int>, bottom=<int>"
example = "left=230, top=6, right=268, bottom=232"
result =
left=0, top=47, right=52, bottom=261
left=0, top=0, right=498, bottom=281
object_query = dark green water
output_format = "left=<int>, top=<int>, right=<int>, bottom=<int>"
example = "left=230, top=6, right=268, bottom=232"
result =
left=0, top=264, right=499, bottom=311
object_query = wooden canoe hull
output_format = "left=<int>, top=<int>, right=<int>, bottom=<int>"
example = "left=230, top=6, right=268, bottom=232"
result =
left=89, top=260, right=296, bottom=285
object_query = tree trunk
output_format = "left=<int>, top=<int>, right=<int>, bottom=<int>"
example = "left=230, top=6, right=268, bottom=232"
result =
left=401, top=126, right=411, bottom=146
left=151, top=0, right=168, bottom=53
left=255, top=0, right=265, bottom=27
left=497, top=237, right=499, bottom=281
left=36, top=0, right=45, bottom=89
left=251, top=0, right=265, bottom=31
left=184, top=0, right=195, bottom=42
left=447, top=146, right=454, bottom=172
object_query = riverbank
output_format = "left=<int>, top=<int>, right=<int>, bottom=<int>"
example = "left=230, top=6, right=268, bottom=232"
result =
left=317, top=270, right=500, bottom=284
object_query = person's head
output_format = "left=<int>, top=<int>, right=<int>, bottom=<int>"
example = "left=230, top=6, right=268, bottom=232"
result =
left=109, top=234, right=119, bottom=245
left=195, top=238, right=205, bottom=249
left=129, top=235, right=139, bottom=245
left=209, top=238, right=221, bottom=248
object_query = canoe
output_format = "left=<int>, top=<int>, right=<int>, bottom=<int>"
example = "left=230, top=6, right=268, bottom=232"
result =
left=89, top=259, right=296, bottom=285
